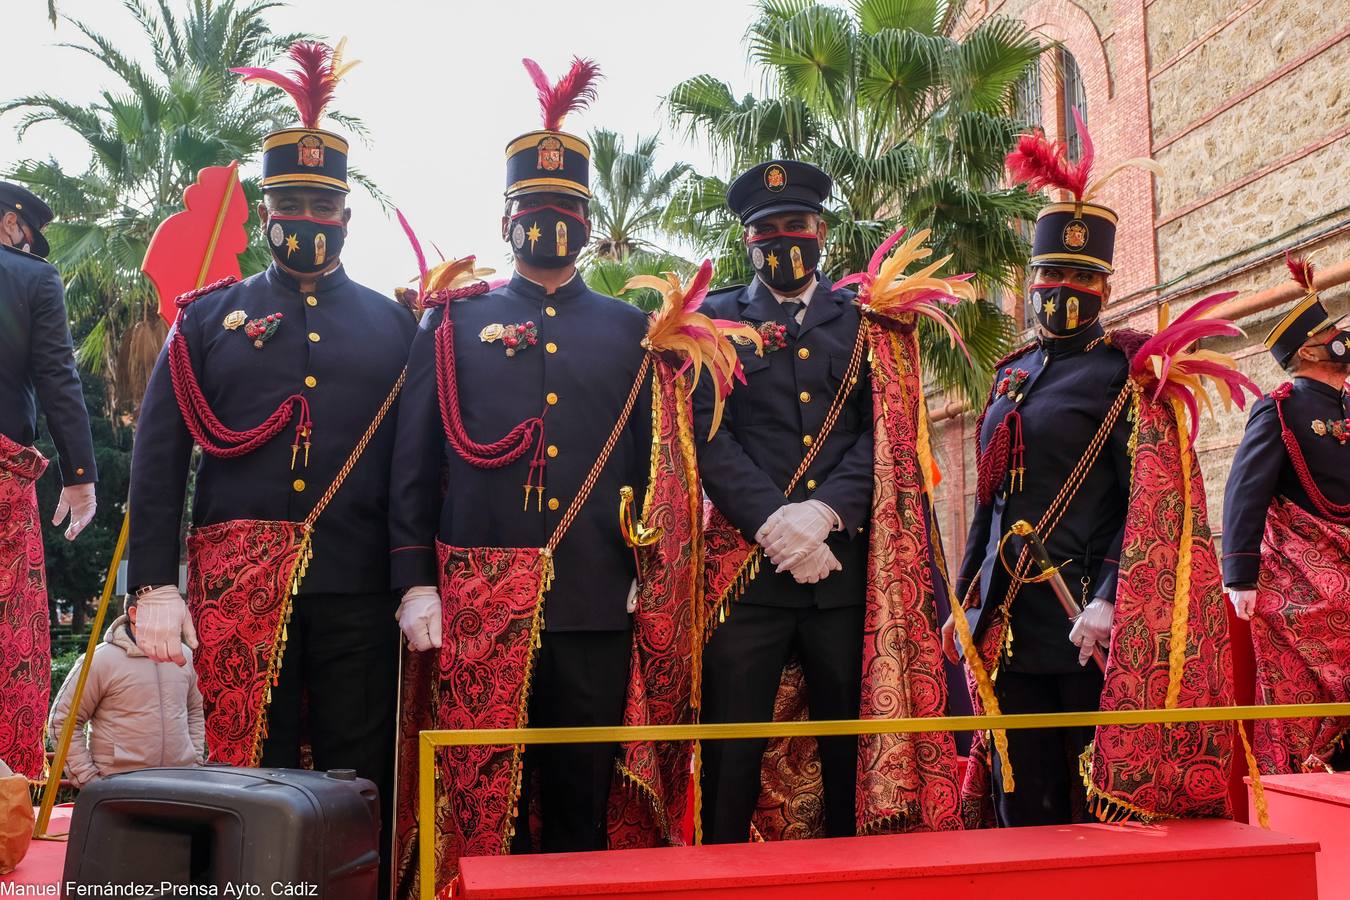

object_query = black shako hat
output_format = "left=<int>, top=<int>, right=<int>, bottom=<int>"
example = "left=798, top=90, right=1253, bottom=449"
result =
left=1029, top=200, right=1117, bottom=274
left=1266, top=253, right=1346, bottom=367
left=232, top=40, right=355, bottom=193
left=506, top=58, right=601, bottom=200
left=727, top=160, right=832, bottom=225
left=0, top=181, right=53, bottom=258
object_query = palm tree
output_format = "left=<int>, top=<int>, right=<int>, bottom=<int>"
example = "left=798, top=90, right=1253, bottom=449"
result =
left=663, top=0, right=1045, bottom=404
left=586, top=251, right=697, bottom=312
left=3, top=1, right=374, bottom=417
left=584, top=129, right=690, bottom=264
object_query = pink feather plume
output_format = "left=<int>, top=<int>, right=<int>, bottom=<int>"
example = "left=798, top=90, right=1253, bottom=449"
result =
left=231, top=42, right=340, bottom=129
left=1005, top=106, right=1094, bottom=199
left=522, top=57, right=602, bottom=131
left=1286, top=251, right=1316, bottom=292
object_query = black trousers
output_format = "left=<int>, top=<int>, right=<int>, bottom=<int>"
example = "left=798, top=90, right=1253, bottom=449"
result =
left=700, top=602, right=864, bottom=843
left=991, top=668, right=1105, bottom=827
left=260, top=590, right=399, bottom=892
left=510, top=629, right=631, bottom=854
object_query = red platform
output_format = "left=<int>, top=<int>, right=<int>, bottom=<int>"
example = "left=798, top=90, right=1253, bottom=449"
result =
left=458, top=819, right=1318, bottom=899
left=0, top=806, right=71, bottom=890
left=1250, top=772, right=1350, bottom=898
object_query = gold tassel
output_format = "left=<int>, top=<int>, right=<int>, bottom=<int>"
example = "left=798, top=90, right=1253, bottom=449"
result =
left=1238, top=724, right=1270, bottom=829
left=1164, top=398, right=1194, bottom=711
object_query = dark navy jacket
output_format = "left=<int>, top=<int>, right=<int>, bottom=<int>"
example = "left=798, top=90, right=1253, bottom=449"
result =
left=129, top=264, right=415, bottom=595
left=1222, top=377, right=1350, bottom=587
left=693, top=276, right=873, bottom=609
left=0, top=243, right=95, bottom=483
left=387, top=272, right=651, bottom=632
left=956, top=323, right=1132, bottom=673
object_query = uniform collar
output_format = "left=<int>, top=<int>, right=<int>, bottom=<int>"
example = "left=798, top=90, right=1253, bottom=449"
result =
left=510, top=269, right=586, bottom=301
left=767, top=277, right=818, bottom=308
left=1038, top=321, right=1105, bottom=359
left=267, top=262, right=350, bottom=294
left=1294, top=376, right=1350, bottom=403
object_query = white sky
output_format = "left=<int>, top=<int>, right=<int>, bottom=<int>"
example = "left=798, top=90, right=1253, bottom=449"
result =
left=3, top=0, right=763, bottom=294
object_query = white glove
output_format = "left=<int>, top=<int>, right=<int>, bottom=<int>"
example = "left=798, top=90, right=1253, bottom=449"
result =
left=626, top=579, right=639, bottom=614
left=136, top=585, right=198, bottom=666
left=398, top=586, right=442, bottom=652
left=784, top=543, right=842, bottom=584
left=757, top=500, right=836, bottom=568
left=53, top=482, right=97, bottom=541
left=1068, top=598, right=1113, bottom=667
left=1228, top=587, right=1256, bottom=621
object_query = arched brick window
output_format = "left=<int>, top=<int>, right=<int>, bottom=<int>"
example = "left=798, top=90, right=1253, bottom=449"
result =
left=1013, top=67, right=1043, bottom=131
left=1059, top=48, right=1088, bottom=161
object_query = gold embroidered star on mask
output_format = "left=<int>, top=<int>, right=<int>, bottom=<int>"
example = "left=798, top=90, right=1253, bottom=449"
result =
left=1043, top=297, right=1057, bottom=316
left=766, top=251, right=779, bottom=275
left=285, top=233, right=300, bottom=257
left=527, top=223, right=542, bottom=252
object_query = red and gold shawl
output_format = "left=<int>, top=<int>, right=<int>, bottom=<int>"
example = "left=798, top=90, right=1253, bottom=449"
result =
left=701, top=229, right=971, bottom=838
left=392, top=263, right=754, bottom=897
left=1251, top=497, right=1350, bottom=773
left=0, top=433, right=51, bottom=782
left=960, top=295, right=1259, bottom=824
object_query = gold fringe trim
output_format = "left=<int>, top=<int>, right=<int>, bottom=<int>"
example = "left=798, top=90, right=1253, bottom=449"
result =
left=1237, top=723, right=1270, bottom=829
left=247, top=527, right=312, bottom=768
left=860, top=802, right=918, bottom=837
left=1078, top=745, right=1171, bottom=825
left=615, top=761, right=673, bottom=842
left=500, top=551, right=554, bottom=856
left=702, top=549, right=762, bottom=642
left=1165, top=397, right=1194, bottom=711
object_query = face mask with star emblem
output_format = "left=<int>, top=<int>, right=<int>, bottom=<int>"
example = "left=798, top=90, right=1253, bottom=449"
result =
left=1028, top=282, right=1104, bottom=337
left=747, top=230, right=820, bottom=293
left=266, top=214, right=345, bottom=274
left=508, top=204, right=589, bottom=269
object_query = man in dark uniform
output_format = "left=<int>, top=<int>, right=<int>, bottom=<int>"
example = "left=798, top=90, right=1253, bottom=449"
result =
left=0, top=181, right=97, bottom=781
left=389, top=57, right=651, bottom=854
left=127, top=42, right=412, bottom=886
left=941, top=196, right=1133, bottom=827
left=693, top=159, right=875, bottom=843
left=1224, top=254, right=1350, bottom=773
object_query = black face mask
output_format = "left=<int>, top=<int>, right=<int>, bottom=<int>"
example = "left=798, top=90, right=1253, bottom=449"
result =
left=266, top=215, right=345, bottom=274
left=1028, top=282, right=1104, bottom=336
left=508, top=204, right=588, bottom=269
left=747, top=230, right=821, bottom=293
left=1314, top=328, right=1350, bottom=365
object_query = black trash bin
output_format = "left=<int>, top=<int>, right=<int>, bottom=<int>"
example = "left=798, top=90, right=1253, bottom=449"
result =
left=62, top=766, right=379, bottom=899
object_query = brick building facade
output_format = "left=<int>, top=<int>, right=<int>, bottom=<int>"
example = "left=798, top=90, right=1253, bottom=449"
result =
left=931, top=0, right=1350, bottom=568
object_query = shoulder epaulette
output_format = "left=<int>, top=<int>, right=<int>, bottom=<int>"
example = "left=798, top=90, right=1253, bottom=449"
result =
left=1270, top=382, right=1293, bottom=401
left=174, top=275, right=238, bottom=313
left=991, top=339, right=1037, bottom=372
left=0, top=242, right=54, bottom=266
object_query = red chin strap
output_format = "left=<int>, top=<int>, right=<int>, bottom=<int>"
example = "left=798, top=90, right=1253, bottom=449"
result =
left=747, top=229, right=818, bottom=243
left=510, top=204, right=589, bottom=228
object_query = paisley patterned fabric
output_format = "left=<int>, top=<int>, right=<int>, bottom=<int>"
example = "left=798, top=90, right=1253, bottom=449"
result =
left=0, top=434, right=50, bottom=781
left=962, top=388, right=1234, bottom=824
left=701, top=319, right=961, bottom=839
left=608, top=363, right=700, bottom=849
left=185, top=518, right=310, bottom=767
left=1251, top=497, right=1350, bottom=773
left=1083, top=394, right=1234, bottom=821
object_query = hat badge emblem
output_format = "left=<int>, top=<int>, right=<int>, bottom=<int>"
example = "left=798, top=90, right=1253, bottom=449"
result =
left=1062, top=219, right=1089, bottom=251
left=764, top=164, right=787, bottom=193
left=297, top=134, right=325, bottom=168
left=537, top=136, right=564, bottom=172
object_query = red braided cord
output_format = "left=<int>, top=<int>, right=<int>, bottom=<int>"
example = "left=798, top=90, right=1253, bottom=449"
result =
left=977, top=418, right=1011, bottom=507
left=431, top=283, right=544, bottom=469
left=166, top=276, right=311, bottom=459
left=1274, top=394, right=1350, bottom=525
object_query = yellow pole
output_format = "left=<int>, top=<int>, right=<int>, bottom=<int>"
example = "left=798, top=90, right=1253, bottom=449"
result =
left=34, top=510, right=129, bottom=839
left=419, top=733, right=435, bottom=900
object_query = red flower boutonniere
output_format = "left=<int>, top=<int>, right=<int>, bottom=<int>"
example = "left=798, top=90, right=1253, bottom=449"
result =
left=478, top=321, right=539, bottom=357
left=997, top=367, right=1030, bottom=399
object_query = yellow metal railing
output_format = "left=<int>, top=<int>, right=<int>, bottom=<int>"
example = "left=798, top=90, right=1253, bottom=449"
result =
left=417, top=700, right=1350, bottom=897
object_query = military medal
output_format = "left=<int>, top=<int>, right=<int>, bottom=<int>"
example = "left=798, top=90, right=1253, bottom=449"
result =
left=1311, top=418, right=1350, bottom=444
left=223, top=310, right=247, bottom=331
left=479, top=322, right=538, bottom=356
left=735, top=320, right=787, bottom=354
left=244, top=313, right=284, bottom=348
left=997, top=367, right=1030, bottom=402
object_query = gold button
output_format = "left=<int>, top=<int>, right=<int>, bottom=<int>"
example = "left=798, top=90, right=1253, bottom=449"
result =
left=546, top=392, right=559, bottom=405
left=797, top=347, right=810, bottom=360
left=304, top=375, right=317, bottom=388
left=545, top=341, right=558, bottom=354
left=306, top=295, right=318, bottom=307
left=802, top=434, right=813, bottom=447
left=545, top=306, right=557, bottom=317
left=806, top=479, right=817, bottom=490
left=75, top=467, right=85, bottom=476
left=292, top=479, right=306, bottom=492
left=799, top=391, right=811, bottom=403
left=308, top=332, right=320, bottom=342
left=547, top=497, right=560, bottom=511
left=546, top=445, right=558, bottom=458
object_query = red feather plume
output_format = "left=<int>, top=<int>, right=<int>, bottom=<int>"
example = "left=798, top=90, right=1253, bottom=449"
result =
left=1006, top=107, right=1094, bottom=199
left=1286, top=250, right=1316, bottom=292
left=521, top=57, right=602, bottom=131
left=232, top=41, right=340, bottom=129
